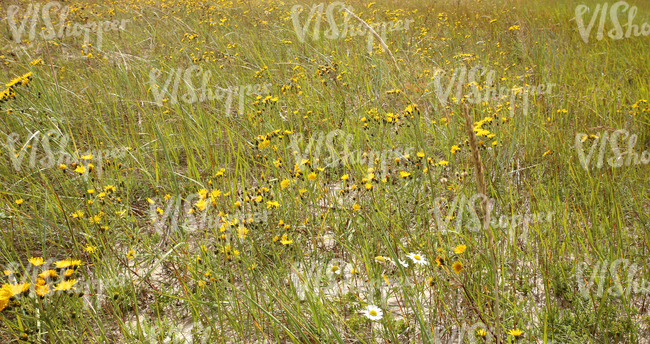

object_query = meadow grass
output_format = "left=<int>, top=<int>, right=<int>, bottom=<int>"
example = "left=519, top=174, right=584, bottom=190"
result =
left=1, top=0, right=650, bottom=342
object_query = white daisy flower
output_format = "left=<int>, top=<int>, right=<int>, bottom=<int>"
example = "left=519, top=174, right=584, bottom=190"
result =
left=361, top=304, right=384, bottom=321
left=392, top=259, right=409, bottom=268
left=329, top=265, right=341, bottom=275
left=406, top=253, right=428, bottom=266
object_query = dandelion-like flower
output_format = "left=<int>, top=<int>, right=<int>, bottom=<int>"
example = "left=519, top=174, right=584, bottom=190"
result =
left=508, top=328, right=523, bottom=339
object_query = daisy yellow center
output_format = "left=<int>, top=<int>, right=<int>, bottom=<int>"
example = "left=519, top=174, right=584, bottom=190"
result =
left=331, top=266, right=339, bottom=272
left=414, top=255, right=421, bottom=260
left=369, top=310, right=377, bottom=316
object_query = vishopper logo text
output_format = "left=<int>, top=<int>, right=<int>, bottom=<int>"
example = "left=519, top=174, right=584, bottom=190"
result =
left=575, top=129, right=650, bottom=171
left=432, top=192, right=555, bottom=242
left=431, top=65, right=556, bottom=117
left=290, top=2, right=414, bottom=53
left=148, top=191, right=269, bottom=237
left=6, top=1, right=130, bottom=53
left=4, top=130, right=127, bottom=180
left=576, top=258, right=650, bottom=298
left=289, top=129, right=414, bottom=177
left=3, top=259, right=128, bottom=309
left=149, top=65, right=272, bottom=116
left=573, top=1, right=650, bottom=44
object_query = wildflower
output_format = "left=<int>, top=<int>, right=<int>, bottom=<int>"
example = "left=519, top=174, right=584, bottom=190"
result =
left=54, top=279, right=78, bottom=292
left=273, top=235, right=279, bottom=243
left=454, top=245, right=466, bottom=254
left=452, top=261, right=463, bottom=273
left=427, top=277, right=434, bottom=287
left=54, top=259, right=82, bottom=269
left=435, top=256, right=445, bottom=267
left=74, top=165, right=86, bottom=174
left=361, top=305, right=383, bottom=321
left=508, top=329, right=523, bottom=339
left=28, top=257, right=44, bottom=266
left=15, top=199, right=23, bottom=205
left=280, top=179, right=290, bottom=188
left=395, top=259, right=409, bottom=268
left=352, top=204, right=361, bottom=211
left=341, top=174, right=349, bottom=181
left=477, top=329, right=487, bottom=338
left=126, top=250, right=135, bottom=260
left=280, top=234, right=293, bottom=245
left=84, top=246, right=96, bottom=253
left=399, top=171, right=411, bottom=178
left=35, top=284, right=50, bottom=297
left=374, top=256, right=387, bottom=263
left=266, top=201, right=280, bottom=209
left=406, top=253, right=428, bottom=266
left=237, top=226, right=249, bottom=239
left=39, top=270, right=57, bottom=279
left=329, top=265, right=340, bottom=275
left=307, top=172, right=317, bottom=181
left=451, top=145, right=460, bottom=154
left=59, top=164, right=67, bottom=171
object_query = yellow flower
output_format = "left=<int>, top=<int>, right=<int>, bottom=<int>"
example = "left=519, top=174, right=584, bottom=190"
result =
left=508, top=329, right=523, bottom=338
left=454, top=245, right=466, bottom=254
left=84, top=245, right=96, bottom=253
left=74, top=165, right=86, bottom=174
left=81, top=154, right=93, bottom=160
left=452, top=261, right=463, bottom=273
left=147, top=198, right=155, bottom=204
left=341, top=174, right=349, bottom=181
left=438, top=160, right=449, bottom=166
left=15, top=199, right=23, bottom=205
left=195, top=199, right=207, bottom=211
left=28, top=257, right=44, bottom=266
left=476, top=329, right=487, bottom=337
left=59, top=164, right=67, bottom=171
left=450, top=145, right=460, bottom=154
left=280, top=179, right=290, bottom=189
left=307, top=172, right=317, bottom=181
left=237, top=226, right=248, bottom=239
left=280, top=234, right=293, bottom=245
left=266, top=201, right=280, bottom=209
left=352, top=204, right=361, bottom=211
left=374, top=256, right=386, bottom=263
left=399, top=171, right=411, bottom=178
left=35, top=284, right=50, bottom=297
left=126, top=250, right=135, bottom=260
left=54, top=279, right=78, bottom=292
left=39, top=270, right=57, bottom=279
left=55, top=259, right=82, bottom=269
left=435, top=256, right=445, bottom=267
